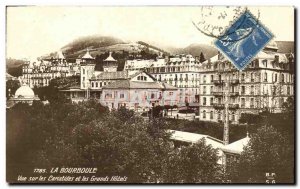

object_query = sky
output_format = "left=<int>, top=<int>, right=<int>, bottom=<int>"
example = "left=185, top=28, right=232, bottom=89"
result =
left=6, top=6, right=294, bottom=60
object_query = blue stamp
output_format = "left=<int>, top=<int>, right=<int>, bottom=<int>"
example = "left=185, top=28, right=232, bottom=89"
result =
left=215, top=11, right=274, bottom=70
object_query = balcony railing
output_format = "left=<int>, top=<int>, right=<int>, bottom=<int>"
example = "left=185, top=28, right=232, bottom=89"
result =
left=212, top=91, right=223, bottom=96
left=229, top=92, right=239, bottom=96
left=229, top=104, right=239, bottom=109
left=213, top=80, right=224, bottom=85
left=230, top=79, right=239, bottom=85
left=212, top=103, right=225, bottom=109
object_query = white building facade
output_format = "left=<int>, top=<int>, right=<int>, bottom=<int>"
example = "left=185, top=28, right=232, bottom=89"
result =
left=124, top=54, right=201, bottom=106
left=198, top=42, right=294, bottom=124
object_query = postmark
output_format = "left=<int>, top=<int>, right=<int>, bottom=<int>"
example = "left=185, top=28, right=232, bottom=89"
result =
left=214, top=10, right=274, bottom=70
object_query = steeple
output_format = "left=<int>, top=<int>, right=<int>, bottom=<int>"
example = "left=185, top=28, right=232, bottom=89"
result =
left=103, top=51, right=118, bottom=72
left=81, top=48, right=95, bottom=64
left=82, top=48, right=94, bottom=59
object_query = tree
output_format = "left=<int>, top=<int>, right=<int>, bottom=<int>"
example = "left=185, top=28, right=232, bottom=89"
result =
left=282, top=96, right=294, bottom=114
left=7, top=100, right=225, bottom=183
left=162, top=139, right=221, bottom=183
left=231, top=126, right=294, bottom=183
left=6, top=80, right=20, bottom=99
left=199, top=52, right=206, bottom=63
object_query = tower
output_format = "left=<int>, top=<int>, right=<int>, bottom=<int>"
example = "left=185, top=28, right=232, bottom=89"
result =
left=103, top=52, right=118, bottom=72
left=80, top=49, right=95, bottom=91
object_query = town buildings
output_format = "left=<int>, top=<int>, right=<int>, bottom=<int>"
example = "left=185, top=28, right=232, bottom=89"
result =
left=21, top=51, right=80, bottom=88
left=19, top=41, right=294, bottom=122
left=124, top=54, right=201, bottom=106
left=198, top=41, right=294, bottom=124
left=61, top=51, right=179, bottom=111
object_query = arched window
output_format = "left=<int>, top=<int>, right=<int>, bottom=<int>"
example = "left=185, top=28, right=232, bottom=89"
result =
left=203, top=110, right=206, bottom=119
left=210, top=111, right=213, bottom=119
left=91, top=82, right=94, bottom=88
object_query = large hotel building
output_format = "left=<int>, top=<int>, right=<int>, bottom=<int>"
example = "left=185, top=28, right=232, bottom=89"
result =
left=19, top=41, right=294, bottom=123
left=198, top=41, right=294, bottom=124
left=124, top=54, right=201, bottom=106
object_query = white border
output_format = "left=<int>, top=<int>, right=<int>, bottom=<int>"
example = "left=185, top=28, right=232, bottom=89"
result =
left=1, top=1, right=298, bottom=189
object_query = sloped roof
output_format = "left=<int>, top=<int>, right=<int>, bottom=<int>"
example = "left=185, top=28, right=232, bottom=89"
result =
left=102, top=80, right=177, bottom=90
left=93, top=71, right=129, bottom=80
left=82, top=49, right=94, bottom=59
left=104, top=52, right=117, bottom=62
left=161, top=82, right=177, bottom=90
left=168, top=130, right=224, bottom=149
left=221, top=135, right=250, bottom=154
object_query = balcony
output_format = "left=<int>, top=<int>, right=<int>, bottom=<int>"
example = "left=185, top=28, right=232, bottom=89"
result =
left=213, top=103, right=225, bottom=109
left=230, top=79, right=239, bottom=85
left=229, top=92, right=239, bottom=96
left=212, top=91, right=223, bottom=96
left=229, top=104, right=239, bottom=109
left=213, top=80, right=224, bottom=85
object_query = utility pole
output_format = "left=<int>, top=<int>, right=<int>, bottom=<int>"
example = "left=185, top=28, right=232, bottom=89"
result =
left=223, top=72, right=230, bottom=145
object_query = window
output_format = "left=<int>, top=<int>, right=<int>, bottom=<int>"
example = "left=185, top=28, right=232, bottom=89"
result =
left=203, top=110, right=206, bottom=119
left=251, top=85, right=254, bottom=94
left=241, top=86, right=245, bottom=94
left=241, top=73, right=245, bottom=81
left=120, top=93, right=125, bottom=98
left=275, top=74, right=278, bottom=82
left=210, top=86, right=213, bottom=94
left=251, top=73, right=254, bottom=82
left=250, top=98, right=254, bottom=108
left=211, top=75, right=214, bottom=82
left=203, top=97, right=206, bottom=105
left=151, top=93, right=155, bottom=99
left=169, top=92, right=173, bottom=96
left=241, top=98, right=245, bottom=108
left=281, top=74, right=284, bottom=83
left=210, top=111, right=213, bottom=119
left=218, top=113, right=221, bottom=120
left=82, top=68, right=85, bottom=74
left=210, top=97, right=213, bottom=105
left=287, top=86, right=290, bottom=95
left=263, top=60, right=267, bottom=67
left=100, top=82, right=102, bottom=87
left=105, top=93, right=113, bottom=99
left=91, top=82, right=94, bottom=88
left=232, top=114, right=235, bottom=121
left=203, top=75, right=207, bottom=83
left=203, top=86, right=206, bottom=94
left=96, top=82, right=98, bottom=88
left=264, top=73, right=268, bottom=82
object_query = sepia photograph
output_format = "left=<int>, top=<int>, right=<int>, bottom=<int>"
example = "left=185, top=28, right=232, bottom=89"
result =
left=6, top=6, right=295, bottom=184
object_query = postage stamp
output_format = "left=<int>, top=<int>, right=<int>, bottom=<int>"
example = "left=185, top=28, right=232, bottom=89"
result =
left=214, top=10, right=274, bottom=70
